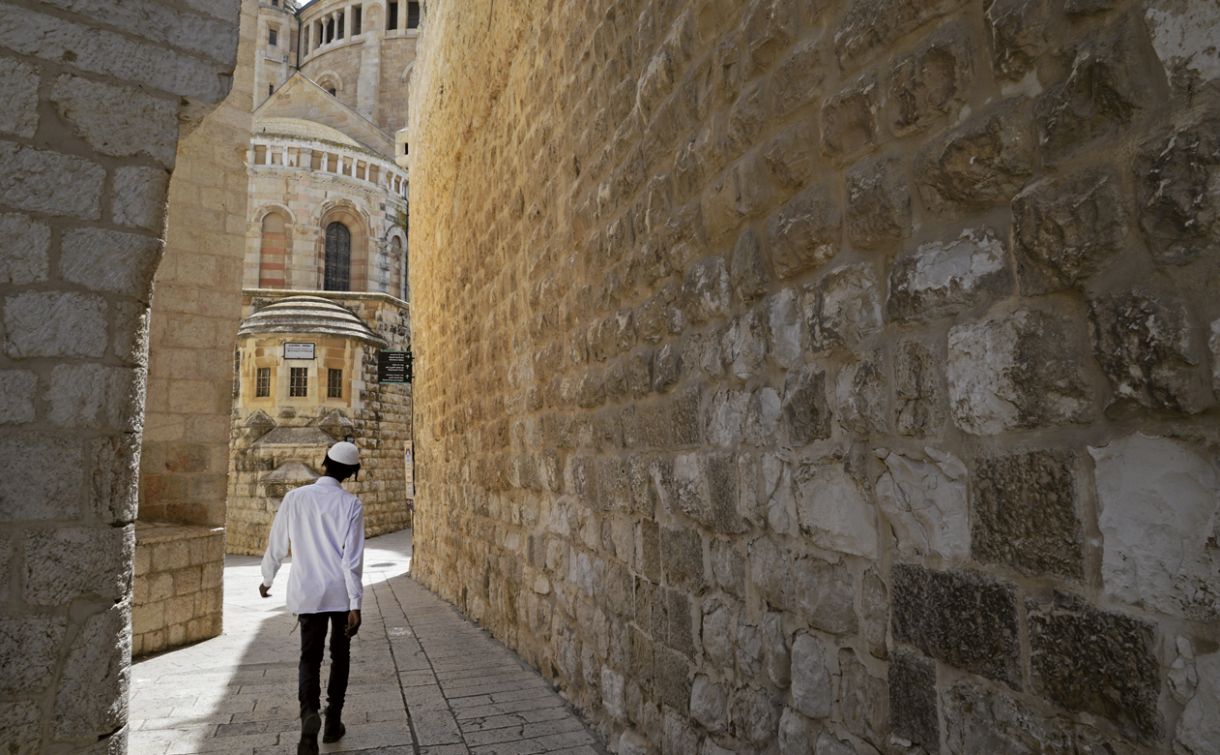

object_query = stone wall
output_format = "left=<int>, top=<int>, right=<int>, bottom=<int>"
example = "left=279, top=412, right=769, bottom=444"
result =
left=0, top=0, right=242, bottom=750
left=408, top=1, right=1220, bottom=753
left=132, top=523, right=224, bottom=657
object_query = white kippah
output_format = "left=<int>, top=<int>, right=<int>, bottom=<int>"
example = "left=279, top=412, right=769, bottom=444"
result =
left=326, top=441, right=360, bottom=466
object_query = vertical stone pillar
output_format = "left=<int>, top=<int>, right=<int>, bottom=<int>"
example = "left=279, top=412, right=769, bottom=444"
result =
left=358, top=23, right=382, bottom=121
left=0, top=1, right=241, bottom=751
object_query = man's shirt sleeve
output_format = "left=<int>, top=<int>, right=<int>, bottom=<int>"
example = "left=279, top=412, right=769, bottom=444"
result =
left=344, top=500, right=366, bottom=610
left=261, top=495, right=291, bottom=588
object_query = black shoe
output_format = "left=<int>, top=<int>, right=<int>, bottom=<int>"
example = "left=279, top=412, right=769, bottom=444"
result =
left=298, top=708, right=321, bottom=755
left=322, top=710, right=346, bottom=743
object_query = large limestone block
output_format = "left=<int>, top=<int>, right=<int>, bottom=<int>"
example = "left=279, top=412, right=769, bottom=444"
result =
left=24, top=525, right=134, bottom=606
left=794, top=461, right=878, bottom=559
left=1145, top=0, right=1220, bottom=91
left=1135, top=114, right=1219, bottom=266
left=886, top=228, right=1009, bottom=322
left=874, top=447, right=970, bottom=561
left=790, top=633, right=834, bottom=719
left=947, top=308, right=1096, bottom=434
left=54, top=603, right=131, bottom=739
left=1089, top=433, right=1219, bottom=620
left=0, top=213, right=49, bottom=286
left=1177, top=650, right=1220, bottom=754
left=888, top=651, right=937, bottom=751
left=0, top=617, right=67, bottom=696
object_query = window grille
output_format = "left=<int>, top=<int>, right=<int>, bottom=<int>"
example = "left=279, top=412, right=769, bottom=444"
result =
left=407, top=1, right=420, bottom=28
left=269, top=27, right=278, bottom=46
left=387, top=1, right=398, bottom=30
left=256, top=367, right=271, bottom=397
left=328, top=368, right=343, bottom=398
left=289, top=367, right=308, bottom=397
left=324, top=222, right=351, bottom=291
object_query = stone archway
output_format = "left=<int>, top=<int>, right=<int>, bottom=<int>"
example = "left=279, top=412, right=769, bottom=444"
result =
left=0, top=2, right=246, bottom=752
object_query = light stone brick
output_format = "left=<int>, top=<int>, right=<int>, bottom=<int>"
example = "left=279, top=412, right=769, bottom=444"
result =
left=46, top=364, right=143, bottom=431
left=0, top=700, right=41, bottom=754
left=3, top=292, right=107, bottom=359
left=874, top=448, right=970, bottom=561
left=790, top=633, right=834, bottom=719
left=51, top=76, right=179, bottom=167
left=35, top=0, right=238, bottom=64
left=0, top=435, right=83, bottom=520
left=0, top=4, right=234, bottom=103
left=24, top=525, right=133, bottom=606
left=0, top=617, right=67, bottom=695
left=61, top=228, right=164, bottom=297
left=0, top=370, right=36, bottom=423
left=0, top=214, right=50, bottom=285
left=54, top=603, right=130, bottom=739
left=0, top=58, right=38, bottom=138
left=112, top=167, right=171, bottom=232
left=0, top=142, right=104, bottom=219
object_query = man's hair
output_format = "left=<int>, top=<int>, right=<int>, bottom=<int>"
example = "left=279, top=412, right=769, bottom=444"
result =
left=322, top=457, right=360, bottom=481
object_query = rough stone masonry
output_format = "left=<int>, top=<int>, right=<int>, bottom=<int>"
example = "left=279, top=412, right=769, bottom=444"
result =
left=0, top=0, right=242, bottom=751
left=407, top=0, right=1220, bottom=753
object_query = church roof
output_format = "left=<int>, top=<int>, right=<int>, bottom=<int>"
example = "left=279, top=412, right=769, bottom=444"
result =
left=238, top=295, right=385, bottom=344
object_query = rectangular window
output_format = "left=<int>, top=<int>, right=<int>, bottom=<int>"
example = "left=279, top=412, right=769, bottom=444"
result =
left=268, top=83, right=274, bottom=96
left=289, top=367, right=308, bottom=397
left=387, top=1, right=398, bottom=30
left=327, top=368, right=343, bottom=398
left=407, top=1, right=420, bottom=28
left=255, top=367, right=271, bottom=397
left=269, top=27, right=278, bottom=46
left=337, top=14, right=344, bottom=38
left=233, top=351, right=241, bottom=399
left=353, top=6, right=362, bottom=35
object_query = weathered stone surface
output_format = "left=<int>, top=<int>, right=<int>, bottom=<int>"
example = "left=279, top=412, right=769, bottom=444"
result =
left=809, top=264, right=882, bottom=351
left=729, top=685, right=780, bottom=744
left=845, top=156, right=910, bottom=250
left=984, top=0, right=1049, bottom=82
left=1090, top=433, right=1219, bottom=621
left=887, top=228, right=1009, bottom=322
left=3, top=292, right=108, bottom=359
left=1035, top=19, right=1157, bottom=161
left=1145, top=0, right=1220, bottom=92
left=821, top=76, right=879, bottom=159
left=0, top=214, right=50, bottom=286
left=889, top=21, right=972, bottom=135
left=814, top=732, right=858, bottom=755
left=682, top=256, right=731, bottom=324
left=834, top=0, right=956, bottom=69
left=874, top=448, right=970, bottom=561
left=892, top=564, right=1019, bottom=685
left=791, top=557, right=856, bottom=635
left=54, top=603, right=131, bottom=739
left=1013, top=169, right=1128, bottom=293
left=690, top=675, right=728, bottom=734
left=766, top=289, right=804, bottom=369
left=0, top=57, right=38, bottom=138
left=832, top=354, right=885, bottom=434
left=1027, top=593, right=1159, bottom=740
left=0, top=700, right=41, bottom=754
left=948, top=308, right=1096, bottom=435
left=701, top=599, right=734, bottom=669
left=859, top=569, right=888, bottom=658
left=1135, top=115, right=1220, bottom=266
left=765, top=181, right=841, bottom=280
left=111, top=167, right=171, bottom=232
left=730, top=229, right=770, bottom=305
left=0, top=370, right=36, bottom=424
left=888, top=651, right=937, bottom=750
left=670, top=453, right=744, bottom=534
left=0, top=143, right=105, bottom=220
left=777, top=707, right=814, bottom=755
left=47, top=364, right=142, bottom=431
left=781, top=365, right=831, bottom=445
left=943, top=681, right=1140, bottom=754
left=1176, top=650, right=1220, bottom=754
left=662, top=527, right=705, bottom=590
left=790, top=633, right=834, bottom=719
left=971, top=450, right=1083, bottom=578
left=894, top=339, right=945, bottom=437
left=917, top=101, right=1036, bottom=213
left=24, top=526, right=134, bottom=606
left=760, top=612, right=789, bottom=689
left=655, top=645, right=692, bottom=713
left=838, top=650, right=886, bottom=748
left=0, top=435, right=84, bottom=520
left=795, top=461, right=878, bottom=559
left=0, top=617, right=67, bottom=695
left=1089, top=288, right=1214, bottom=414
left=1213, top=319, right=1220, bottom=395
left=51, top=75, right=179, bottom=166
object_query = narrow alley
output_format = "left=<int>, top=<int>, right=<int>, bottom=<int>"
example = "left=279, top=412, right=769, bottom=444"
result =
left=128, top=531, right=606, bottom=755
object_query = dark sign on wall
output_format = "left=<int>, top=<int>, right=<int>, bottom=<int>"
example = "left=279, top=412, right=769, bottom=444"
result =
left=378, top=350, right=413, bottom=383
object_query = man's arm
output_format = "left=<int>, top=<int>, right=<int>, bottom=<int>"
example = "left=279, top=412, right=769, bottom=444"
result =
left=342, top=501, right=365, bottom=611
left=260, top=496, right=291, bottom=595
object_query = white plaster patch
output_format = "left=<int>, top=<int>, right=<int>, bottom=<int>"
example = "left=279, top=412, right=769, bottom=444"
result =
left=795, top=462, right=879, bottom=559
left=1146, top=0, right=1220, bottom=83
left=947, top=315, right=1022, bottom=434
left=905, top=228, right=1006, bottom=299
left=1090, top=433, right=1220, bottom=621
left=875, top=447, right=971, bottom=561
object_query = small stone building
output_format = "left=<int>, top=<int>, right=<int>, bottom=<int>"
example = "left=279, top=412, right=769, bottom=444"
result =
left=227, top=292, right=412, bottom=555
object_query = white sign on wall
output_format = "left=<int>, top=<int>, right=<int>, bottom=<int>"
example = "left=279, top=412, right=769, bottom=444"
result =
left=283, top=342, right=316, bottom=360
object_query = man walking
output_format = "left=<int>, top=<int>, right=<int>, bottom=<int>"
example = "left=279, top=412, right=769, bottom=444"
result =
left=260, top=441, right=366, bottom=755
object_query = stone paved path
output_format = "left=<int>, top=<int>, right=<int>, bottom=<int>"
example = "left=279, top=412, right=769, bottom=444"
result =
left=129, top=530, right=606, bottom=755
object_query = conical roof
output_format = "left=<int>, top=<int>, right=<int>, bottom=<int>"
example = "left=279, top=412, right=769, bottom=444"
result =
left=238, top=295, right=385, bottom=344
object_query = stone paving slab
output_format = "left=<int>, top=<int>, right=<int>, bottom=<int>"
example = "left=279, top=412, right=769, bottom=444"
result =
left=129, top=530, right=606, bottom=755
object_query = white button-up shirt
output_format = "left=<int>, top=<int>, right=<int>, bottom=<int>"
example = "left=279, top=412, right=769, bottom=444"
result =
left=261, top=476, right=365, bottom=614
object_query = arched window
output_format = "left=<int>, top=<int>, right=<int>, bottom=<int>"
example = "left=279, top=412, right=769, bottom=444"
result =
left=389, top=236, right=403, bottom=298
left=259, top=211, right=289, bottom=288
left=324, top=222, right=351, bottom=291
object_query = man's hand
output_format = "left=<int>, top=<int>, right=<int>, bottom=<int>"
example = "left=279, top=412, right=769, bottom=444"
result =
left=346, top=610, right=362, bottom=637
left=258, top=583, right=271, bottom=598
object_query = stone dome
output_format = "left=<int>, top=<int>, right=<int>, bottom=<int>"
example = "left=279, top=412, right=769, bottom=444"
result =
left=237, top=295, right=384, bottom=344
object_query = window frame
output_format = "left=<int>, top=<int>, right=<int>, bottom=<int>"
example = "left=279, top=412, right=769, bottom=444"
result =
left=289, top=366, right=309, bottom=398
left=255, top=367, right=271, bottom=398
left=327, top=368, right=343, bottom=398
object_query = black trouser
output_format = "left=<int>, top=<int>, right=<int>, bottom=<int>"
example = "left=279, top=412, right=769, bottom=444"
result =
left=298, top=612, right=350, bottom=716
